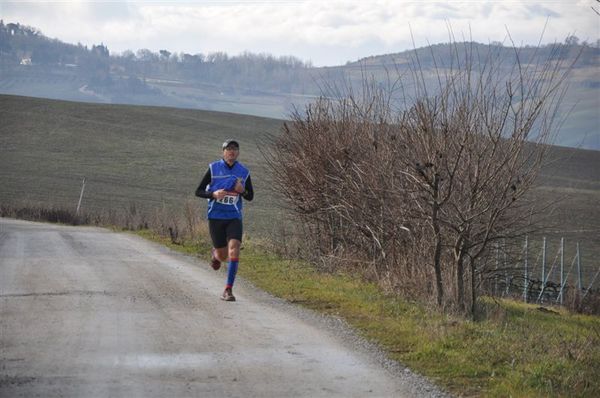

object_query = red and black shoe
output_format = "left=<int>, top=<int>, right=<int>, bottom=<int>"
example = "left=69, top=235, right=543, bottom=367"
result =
left=210, top=248, right=221, bottom=270
left=221, top=287, right=236, bottom=302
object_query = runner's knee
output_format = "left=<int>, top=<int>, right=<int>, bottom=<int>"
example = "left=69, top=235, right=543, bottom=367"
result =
left=228, top=239, right=241, bottom=258
left=215, top=247, right=228, bottom=261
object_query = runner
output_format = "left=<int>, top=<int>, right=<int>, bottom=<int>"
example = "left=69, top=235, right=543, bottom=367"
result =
left=195, top=139, right=254, bottom=301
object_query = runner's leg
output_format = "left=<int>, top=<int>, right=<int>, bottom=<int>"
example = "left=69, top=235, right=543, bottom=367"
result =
left=226, top=239, right=240, bottom=288
left=209, top=219, right=228, bottom=263
left=225, top=219, right=243, bottom=289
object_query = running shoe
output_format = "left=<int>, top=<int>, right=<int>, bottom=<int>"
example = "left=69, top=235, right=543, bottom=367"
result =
left=221, top=287, right=236, bottom=302
left=210, top=248, right=221, bottom=270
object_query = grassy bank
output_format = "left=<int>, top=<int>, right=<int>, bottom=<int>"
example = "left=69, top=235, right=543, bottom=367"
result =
left=136, top=229, right=600, bottom=398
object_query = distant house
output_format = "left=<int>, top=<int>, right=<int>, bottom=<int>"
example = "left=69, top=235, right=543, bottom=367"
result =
left=7, top=23, right=18, bottom=36
left=20, top=58, right=32, bottom=66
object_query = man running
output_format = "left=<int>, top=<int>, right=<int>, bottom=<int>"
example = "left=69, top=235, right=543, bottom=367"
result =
left=195, top=139, right=254, bottom=301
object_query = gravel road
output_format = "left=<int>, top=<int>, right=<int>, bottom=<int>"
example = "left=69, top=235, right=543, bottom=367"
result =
left=0, top=218, right=449, bottom=397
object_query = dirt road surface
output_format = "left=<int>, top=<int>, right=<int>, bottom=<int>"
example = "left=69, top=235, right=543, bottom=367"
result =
left=0, top=218, right=446, bottom=397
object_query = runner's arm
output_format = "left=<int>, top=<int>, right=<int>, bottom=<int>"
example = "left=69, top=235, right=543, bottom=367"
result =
left=195, top=168, right=213, bottom=199
left=241, top=175, right=254, bottom=201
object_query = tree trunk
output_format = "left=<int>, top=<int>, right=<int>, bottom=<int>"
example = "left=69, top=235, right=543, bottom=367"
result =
left=432, top=174, right=444, bottom=307
left=455, top=236, right=470, bottom=313
left=469, top=257, right=477, bottom=317
left=456, top=252, right=465, bottom=312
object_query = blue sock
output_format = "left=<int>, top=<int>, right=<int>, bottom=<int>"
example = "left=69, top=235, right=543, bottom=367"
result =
left=226, top=258, right=239, bottom=288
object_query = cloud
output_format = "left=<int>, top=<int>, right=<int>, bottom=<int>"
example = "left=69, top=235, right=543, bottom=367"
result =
left=0, top=0, right=598, bottom=66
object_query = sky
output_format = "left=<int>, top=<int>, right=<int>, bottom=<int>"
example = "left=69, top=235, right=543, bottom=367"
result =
left=1, top=0, right=599, bottom=66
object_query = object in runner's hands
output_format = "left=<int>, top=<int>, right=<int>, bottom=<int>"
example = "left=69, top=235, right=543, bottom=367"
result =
left=223, top=176, right=238, bottom=191
left=234, top=177, right=244, bottom=192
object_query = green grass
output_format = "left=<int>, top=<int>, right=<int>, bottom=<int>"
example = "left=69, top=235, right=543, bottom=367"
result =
left=135, top=230, right=600, bottom=397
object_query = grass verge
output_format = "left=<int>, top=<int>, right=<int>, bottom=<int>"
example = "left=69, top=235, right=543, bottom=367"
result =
left=136, top=229, right=599, bottom=397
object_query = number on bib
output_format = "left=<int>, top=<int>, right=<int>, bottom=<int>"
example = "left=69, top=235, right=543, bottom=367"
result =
left=217, top=195, right=238, bottom=205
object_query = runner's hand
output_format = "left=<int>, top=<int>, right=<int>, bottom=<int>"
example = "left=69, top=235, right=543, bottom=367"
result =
left=234, top=178, right=244, bottom=193
left=213, top=189, right=227, bottom=200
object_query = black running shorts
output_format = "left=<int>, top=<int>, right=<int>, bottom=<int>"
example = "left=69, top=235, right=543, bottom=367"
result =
left=208, top=218, right=243, bottom=248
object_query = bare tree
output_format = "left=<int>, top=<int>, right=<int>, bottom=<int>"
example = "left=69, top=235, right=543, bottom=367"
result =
left=265, top=37, right=577, bottom=315
left=397, top=38, right=577, bottom=312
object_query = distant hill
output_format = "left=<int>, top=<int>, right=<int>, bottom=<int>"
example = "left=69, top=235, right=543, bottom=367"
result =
left=0, top=20, right=598, bottom=149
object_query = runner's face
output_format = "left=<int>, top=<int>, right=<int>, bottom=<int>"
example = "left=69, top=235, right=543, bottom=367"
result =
left=223, top=146, right=239, bottom=163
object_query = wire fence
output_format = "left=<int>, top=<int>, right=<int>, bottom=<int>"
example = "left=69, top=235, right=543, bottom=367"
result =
left=483, top=237, right=600, bottom=310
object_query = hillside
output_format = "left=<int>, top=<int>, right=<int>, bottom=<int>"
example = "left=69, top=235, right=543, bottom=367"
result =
left=1, top=21, right=598, bottom=150
left=1, top=94, right=599, bottom=285
left=0, top=94, right=283, bottom=235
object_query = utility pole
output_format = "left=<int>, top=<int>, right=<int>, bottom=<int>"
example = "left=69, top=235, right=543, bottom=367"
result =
left=523, top=236, right=528, bottom=302
left=541, top=237, right=546, bottom=289
left=76, top=177, right=86, bottom=216
left=560, top=237, right=564, bottom=304
left=577, top=243, right=582, bottom=291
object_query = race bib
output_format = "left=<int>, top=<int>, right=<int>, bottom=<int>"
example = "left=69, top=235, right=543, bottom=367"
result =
left=216, top=193, right=239, bottom=205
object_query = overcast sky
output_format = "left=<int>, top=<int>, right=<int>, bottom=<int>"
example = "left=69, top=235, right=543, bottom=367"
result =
left=1, top=0, right=598, bottom=66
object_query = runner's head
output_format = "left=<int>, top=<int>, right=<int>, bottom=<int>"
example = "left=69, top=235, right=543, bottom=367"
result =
left=222, top=139, right=239, bottom=150
left=222, top=139, right=239, bottom=164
